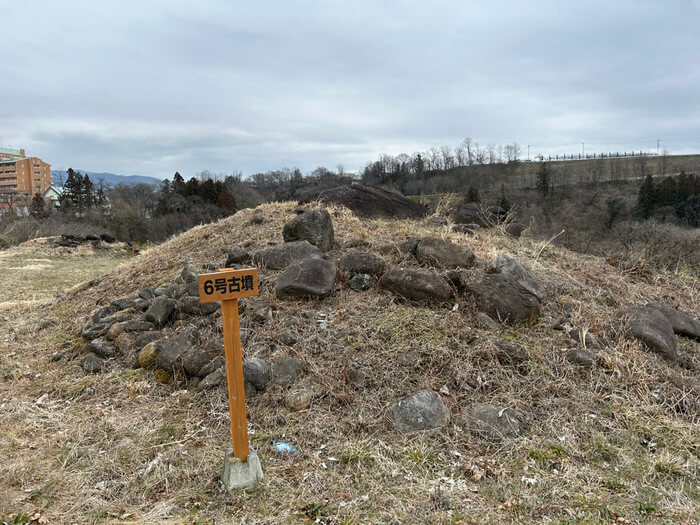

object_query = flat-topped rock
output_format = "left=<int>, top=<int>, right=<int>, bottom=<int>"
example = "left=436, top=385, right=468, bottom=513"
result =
left=253, top=241, right=323, bottom=270
left=646, top=302, right=700, bottom=340
left=487, top=255, right=545, bottom=301
left=415, top=237, right=475, bottom=269
left=468, top=274, right=541, bottom=324
left=618, top=307, right=678, bottom=362
left=275, top=259, right=337, bottom=300
left=379, top=268, right=451, bottom=302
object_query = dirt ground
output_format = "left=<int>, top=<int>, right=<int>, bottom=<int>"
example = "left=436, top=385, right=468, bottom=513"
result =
left=0, top=206, right=698, bottom=524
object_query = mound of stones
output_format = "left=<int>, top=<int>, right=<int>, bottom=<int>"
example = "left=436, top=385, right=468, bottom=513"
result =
left=56, top=233, right=119, bottom=248
left=617, top=303, right=700, bottom=362
left=300, top=183, right=427, bottom=219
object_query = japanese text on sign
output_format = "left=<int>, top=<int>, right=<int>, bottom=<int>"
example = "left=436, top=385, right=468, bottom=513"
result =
left=198, top=268, right=259, bottom=303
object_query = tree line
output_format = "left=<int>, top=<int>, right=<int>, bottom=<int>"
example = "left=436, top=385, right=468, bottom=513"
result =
left=636, top=171, right=700, bottom=226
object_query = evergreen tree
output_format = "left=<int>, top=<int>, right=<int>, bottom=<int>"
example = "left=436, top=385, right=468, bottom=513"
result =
left=466, top=186, right=481, bottom=203
left=82, top=173, right=94, bottom=209
left=536, top=163, right=550, bottom=196
left=30, top=193, right=47, bottom=218
left=172, top=172, right=185, bottom=194
left=59, top=168, right=79, bottom=212
left=636, top=173, right=656, bottom=219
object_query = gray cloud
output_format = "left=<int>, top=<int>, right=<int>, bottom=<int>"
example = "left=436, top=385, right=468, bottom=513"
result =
left=2, top=0, right=699, bottom=178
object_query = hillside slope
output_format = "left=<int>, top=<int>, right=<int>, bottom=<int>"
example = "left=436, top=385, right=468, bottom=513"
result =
left=0, top=203, right=698, bottom=524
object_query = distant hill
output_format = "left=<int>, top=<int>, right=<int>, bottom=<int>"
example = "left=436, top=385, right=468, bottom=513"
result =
left=51, top=170, right=161, bottom=188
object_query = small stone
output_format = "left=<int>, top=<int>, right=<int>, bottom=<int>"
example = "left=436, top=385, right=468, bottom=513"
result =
left=181, top=264, right=198, bottom=283
left=106, top=322, right=126, bottom=341
left=285, top=388, right=314, bottom=411
left=183, top=340, right=224, bottom=377
left=338, top=252, right=386, bottom=276
left=272, top=357, right=305, bottom=386
left=226, top=246, right=251, bottom=266
left=139, top=288, right=155, bottom=300
left=81, top=353, right=104, bottom=374
left=196, top=367, right=227, bottom=391
left=133, top=331, right=162, bottom=352
left=348, top=273, right=373, bottom=291
left=89, top=337, right=117, bottom=358
left=566, top=348, right=595, bottom=368
left=346, top=364, right=366, bottom=386
left=199, top=357, right=225, bottom=377
left=243, top=358, right=271, bottom=390
left=379, top=268, right=451, bottom=303
left=568, top=328, right=606, bottom=349
left=392, top=390, right=450, bottom=433
left=144, top=297, right=176, bottom=327
left=465, top=404, right=524, bottom=442
left=154, top=287, right=173, bottom=297
left=476, top=312, right=500, bottom=330
left=156, top=331, right=195, bottom=372
left=51, top=352, right=65, bottom=362
left=138, top=342, right=159, bottom=369
left=155, top=369, right=171, bottom=384
left=115, top=333, right=133, bottom=353
left=279, top=332, right=297, bottom=346
left=505, top=223, right=525, bottom=238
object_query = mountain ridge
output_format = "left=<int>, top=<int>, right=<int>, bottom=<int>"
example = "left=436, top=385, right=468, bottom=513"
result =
left=51, top=169, right=161, bottom=187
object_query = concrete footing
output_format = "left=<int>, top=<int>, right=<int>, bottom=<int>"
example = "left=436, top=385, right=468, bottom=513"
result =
left=221, top=449, right=264, bottom=490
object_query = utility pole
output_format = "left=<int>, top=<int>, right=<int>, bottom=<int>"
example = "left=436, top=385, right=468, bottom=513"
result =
left=527, top=145, right=530, bottom=161
left=582, top=142, right=585, bottom=157
left=656, top=139, right=660, bottom=155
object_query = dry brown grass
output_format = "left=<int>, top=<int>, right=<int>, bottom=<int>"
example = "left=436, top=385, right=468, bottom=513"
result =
left=0, top=202, right=698, bottom=524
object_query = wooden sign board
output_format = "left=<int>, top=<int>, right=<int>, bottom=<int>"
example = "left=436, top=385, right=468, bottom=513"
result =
left=197, top=267, right=259, bottom=466
left=198, top=268, right=259, bottom=303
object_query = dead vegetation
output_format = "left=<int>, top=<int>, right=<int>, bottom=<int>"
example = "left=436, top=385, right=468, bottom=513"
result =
left=0, top=202, right=698, bottom=524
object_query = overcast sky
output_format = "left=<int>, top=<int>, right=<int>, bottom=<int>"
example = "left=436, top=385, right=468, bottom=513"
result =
left=2, top=1, right=699, bottom=179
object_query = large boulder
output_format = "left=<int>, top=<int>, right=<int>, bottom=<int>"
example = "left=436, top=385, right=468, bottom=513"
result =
left=487, top=255, right=545, bottom=301
left=253, top=241, right=323, bottom=270
left=453, top=203, right=495, bottom=227
left=379, top=268, right=451, bottom=302
left=646, top=302, right=700, bottom=340
left=414, top=237, right=475, bottom=269
left=338, top=252, right=386, bottom=276
left=468, top=274, right=541, bottom=323
left=143, top=297, right=176, bottom=327
left=282, top=209, right=334, bottom=252
left=301, top=183, right=427, bottom=219
left=391, top=390, right=450, bottom=433
left=465, top=404, right=524, bottom=442
left=618, top=307, right=678, bottom=362
left=275, top=259, right=337, bottom=300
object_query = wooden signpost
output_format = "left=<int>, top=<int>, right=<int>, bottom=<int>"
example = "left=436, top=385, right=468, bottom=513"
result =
left=198, top=267, right=264, bottom=489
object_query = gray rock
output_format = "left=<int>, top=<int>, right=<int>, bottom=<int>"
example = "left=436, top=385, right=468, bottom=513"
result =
left=241, top=298, right=270, bottom=323
left=199, top=357, right=225, bottom=378
left=275, top=259, right=337, bottom=300
left=90, top=305, right=116, bottom=325
left=138, top=288, right=155, bottom=300
left=133, top=331, right=162, bottom=352
left=338, top=252, right=386, bottom=276
left=156, top=331, right=195, bottom=372
left=89, top=338, right=117, bottom=358
left=81, top=353, right=105, bottom=374
left=426, top=217, right=448, bottom=226
left=465, top=404, right=524, bottom=442
left=391, top=390, right=450, bottom=433
left=253, top=240, right=323, bottom=270
left=183, top=340, right=224, bottom=377
left=181, top=264, right=198, bottom=283
left=144, top=297, right=176, bottom=327
left=122, top=319, right=156, bottom=333
left=379, top=268, right=451, bottom=303
left=445, top=269, right=469, bottom=291
left=618, top=307, right=678, bottom=362
left=505, top=223, right=525, bottom=238
left=566, top=348, right=595, bottom=368
left=111, top=296, right=140, bottom=311
left=568, top=328, right=606, bottom=349
left=132, top=298, right=151, bottom=311
left=282, top=209, right=334, bottom=252
left=186, top=281, right=200, bottom=297
left=346, top=364, right=367, bottom=386
left=487, top=255, right=545, bottom=301
left=81, top=322, right=110, bottom=340
left=154, top=287, right=173, bottom=297
left=348, top=273, right=373, bottom=291
left=646, top=302, right=700, bottom=340
left=196, top=366, right=226, bottom=391
left=468, top=274, right=541, bottom=324
left=179, top=296, right=202, bottom=316
left=279, top=332, right=297, bottom=346
left=399, top=237, right=420, bottom=255
left=244, top=358, right=272, bottom=390
left=476, top=312, right=500, bottom=330
left=453, top=203, right=495, bottom=227
left=452, top=225, right=476, bottom=235
left=415, top=237, right=475, bottom=269
left=272, top=357, right=305, bottom=386
left=225, top=246, right=251, bottom=267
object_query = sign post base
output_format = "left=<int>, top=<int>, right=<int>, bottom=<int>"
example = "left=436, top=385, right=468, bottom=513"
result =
left=221, top=448, right=264, bottom=490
